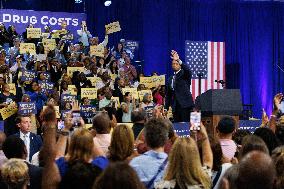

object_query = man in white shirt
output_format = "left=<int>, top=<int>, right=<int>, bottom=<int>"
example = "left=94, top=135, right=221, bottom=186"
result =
left=14, top=115, right=42, bottom=162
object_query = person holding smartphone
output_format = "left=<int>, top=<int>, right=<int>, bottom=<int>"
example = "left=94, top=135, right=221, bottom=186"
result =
left=165, top=50, right=194, bottom=122
left=77, top=21, right=92, bottom=47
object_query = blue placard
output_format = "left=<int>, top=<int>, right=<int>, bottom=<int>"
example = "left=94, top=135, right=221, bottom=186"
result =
left=125, top=40, right=139, bottom=53
left=173, top=122, right=190, bottom=138
left=61, top=94, right=77, bottom=105
left=38, top=81, right=54, bottom=93
left=144, top=105, right=155, bottom=118
left=80, top=105, right=96, bottom=124
left=238, top=120, right=262, bottom=133
left=18, top=102, right=37, bottom=115
left=21, top=70, right=36, bottom=82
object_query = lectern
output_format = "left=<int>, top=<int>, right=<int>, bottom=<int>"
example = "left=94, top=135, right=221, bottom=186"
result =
left=195, top=89, right=243, bottom=136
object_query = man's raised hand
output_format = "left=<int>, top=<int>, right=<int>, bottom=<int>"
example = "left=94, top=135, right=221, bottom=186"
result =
left=171, top=50, right=180, bottom=61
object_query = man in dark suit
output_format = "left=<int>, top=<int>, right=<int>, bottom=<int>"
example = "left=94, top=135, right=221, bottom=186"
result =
left=165, top=50, right=194, bottom=122
left=2, top=135, right=42, bottom=189
left=14, top=115, right=42, bottom=162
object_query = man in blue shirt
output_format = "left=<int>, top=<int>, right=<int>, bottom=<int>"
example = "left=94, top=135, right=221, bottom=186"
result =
left=130, top=118, right=169, bottom=188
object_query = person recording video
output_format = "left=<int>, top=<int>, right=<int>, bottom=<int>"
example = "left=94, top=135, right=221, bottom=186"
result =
left=77, top=21, right=92, bottom=47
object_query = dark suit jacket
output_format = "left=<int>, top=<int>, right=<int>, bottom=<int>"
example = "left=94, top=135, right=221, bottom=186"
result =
left=165, top=63, right=194, bottom=111
left=14, top=132, right=43, bottom=162
left=27, top=163, right=43, bottom=189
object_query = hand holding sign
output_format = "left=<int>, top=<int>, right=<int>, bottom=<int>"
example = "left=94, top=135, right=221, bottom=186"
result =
left=20, top=43, right=36, bottom=55
left=105, top=21, right=121, bottom=35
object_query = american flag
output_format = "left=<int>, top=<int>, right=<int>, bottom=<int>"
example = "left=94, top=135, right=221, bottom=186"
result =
left=185, top=41, right=225, bottom=100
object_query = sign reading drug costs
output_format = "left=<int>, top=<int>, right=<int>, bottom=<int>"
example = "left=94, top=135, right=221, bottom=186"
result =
left=0, top=9, right=86, bottom=34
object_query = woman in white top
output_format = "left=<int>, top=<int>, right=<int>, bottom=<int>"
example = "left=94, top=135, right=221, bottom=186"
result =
left=155, top=123, right=213, bottom=189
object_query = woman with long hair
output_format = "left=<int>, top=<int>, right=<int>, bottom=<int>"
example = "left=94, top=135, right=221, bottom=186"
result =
left=108, top=124, right=135, bottom=162
left=56, top=128, right=109, bottom=178
left=155, top=124, right=212, bottom=189
left=93, top=161, right=145, bottom=189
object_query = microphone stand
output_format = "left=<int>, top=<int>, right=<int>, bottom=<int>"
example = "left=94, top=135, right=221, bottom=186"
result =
left=197, top=73, right=203, bottom=96
left=277, top=64, right=284, bottom=73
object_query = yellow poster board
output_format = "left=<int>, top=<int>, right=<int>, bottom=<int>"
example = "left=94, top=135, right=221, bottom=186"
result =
left=86, top=77, right=102, bottom=87
left=8, top=83, right=16, bottom=95
left=139, top=77, right=153, bottom=88
left=105, top=21, right=121, bottom=34
left=20, top=43, right=36, bottom=55
left=67, top=67, right=85, bottom=76
left=152, top=75, right=166, bottom=87
left=42, top=39, right=57, bottom=51
left=140, top=75, right=166, bottom=88
left=68, top=85, right=77, bottom=95
left=81, top=88, right=98, bottom=99
left=122, top=88, right=138, bottom=99
left=43, top=106, right=60, bottom=119
left=27, top=28, right=41, bottom=38
left=90, top=45, right=104, bottom=57
left=0, top=102, right=18, bottom=120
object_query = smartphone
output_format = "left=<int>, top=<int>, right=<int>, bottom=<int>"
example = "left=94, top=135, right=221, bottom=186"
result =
left=190, top=112, right=201, bottom=131
left=280, top=101, right=284, bottom=114
left=57, top=120, right=64, bottom=130
left=72, top=111, right=81, bottom=127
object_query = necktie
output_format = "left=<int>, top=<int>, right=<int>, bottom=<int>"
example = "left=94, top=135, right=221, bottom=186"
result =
left=23, top=134, right=28, bottom=147
left=171, top=73, right=176, bottom=90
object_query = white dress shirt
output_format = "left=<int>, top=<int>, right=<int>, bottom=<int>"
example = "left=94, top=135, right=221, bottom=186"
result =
left=20, top=131, right=30, bottom=162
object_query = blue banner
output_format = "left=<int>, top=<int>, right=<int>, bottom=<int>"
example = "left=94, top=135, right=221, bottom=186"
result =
left=0, top=9, right=86, bottom=34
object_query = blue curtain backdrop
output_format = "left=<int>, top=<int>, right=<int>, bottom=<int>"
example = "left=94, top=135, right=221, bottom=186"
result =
left=3, top=0, right=284, bottom=117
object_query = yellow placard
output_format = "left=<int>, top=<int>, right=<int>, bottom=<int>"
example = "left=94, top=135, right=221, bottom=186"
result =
left=140, top=75, right=166, bottom=88
left=43, top=106, right=60, bottom=119
left=41, top=32, right=50, bottom=38
left=68, top=85, right=77, bottom=95
left=138, top=90, right=153, bottom=101
left=20, top=43, right=36, bottom=55
left=86, top=77, right=102, bottom=87
left=140, top=77, right=153, bottom=88
left=90, top=45, right=104, bottom=57
left=42, top=39, right=57, bottom=51
left=67, top=67, right=85, bottom=76
left=0, top=102, right=18, bottom=120
left=51, top=30, right=67, bottom=39
left=27, top=28, right=41, bottom=38
left=81, top=88, right=97, bottom=99
left=105, top=21, right=121, bottom=34
left=152, top=75, right=166, bottom=87
left=8, top=84, right=16, bottom=95
left=122, top=88, right=138, bottom=99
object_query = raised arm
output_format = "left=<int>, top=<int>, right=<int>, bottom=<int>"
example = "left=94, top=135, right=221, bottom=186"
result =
left=191, top=122, right=213, bottom=169
left=41, top=105, right=61, bottom=189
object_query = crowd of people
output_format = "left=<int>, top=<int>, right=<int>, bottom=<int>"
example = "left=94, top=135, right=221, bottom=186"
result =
left=0, top=21, right=283, bottom=189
